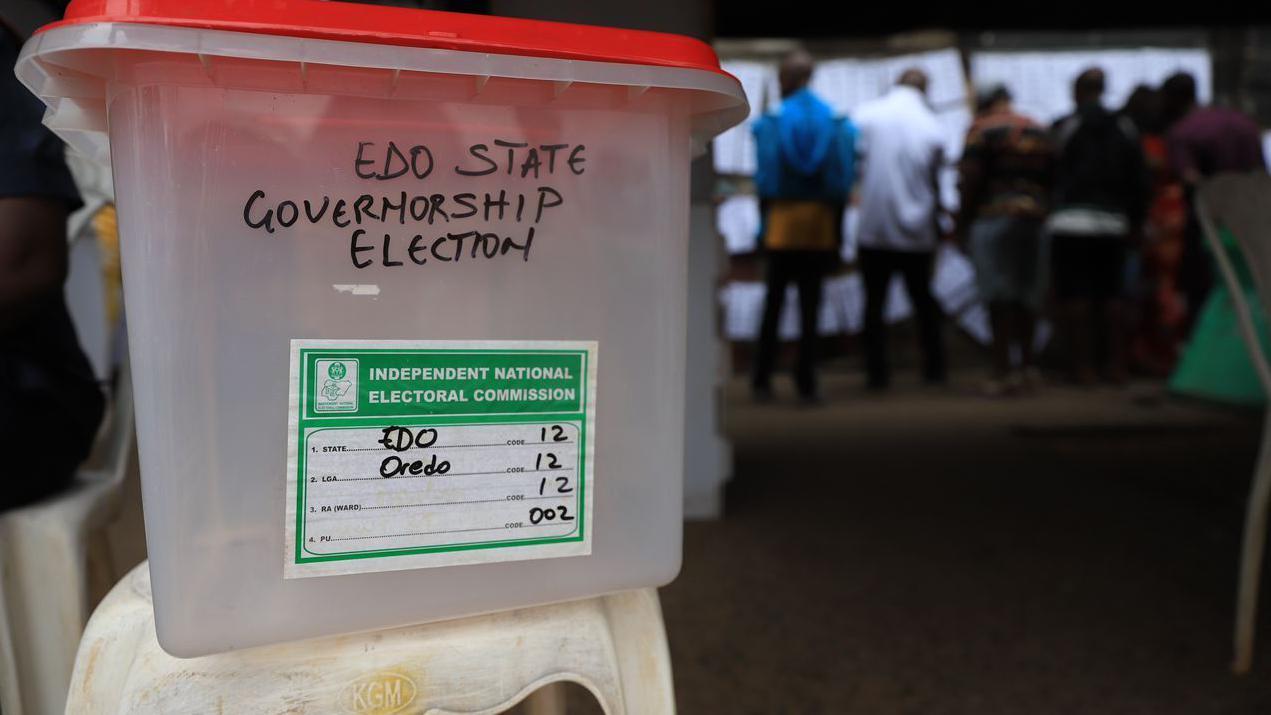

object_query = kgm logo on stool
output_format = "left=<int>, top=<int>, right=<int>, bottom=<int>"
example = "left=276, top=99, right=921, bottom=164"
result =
left=315, top=358, right=358, bottom=412
left=340, top=671, right=417, bottom=714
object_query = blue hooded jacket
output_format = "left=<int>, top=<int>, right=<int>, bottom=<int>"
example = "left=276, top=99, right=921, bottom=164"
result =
left=752, top=88, right=857, bottom=201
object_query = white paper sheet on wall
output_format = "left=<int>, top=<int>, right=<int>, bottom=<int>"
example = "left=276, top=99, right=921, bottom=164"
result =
left=720, top=275, right=864, bottom=342
left=805, top=49, right=968, bottom=117
left=936, top=106, right=973, bottom=169
left=884, top=48, right=968, bottom=109
left=969, top=48, right=1212, bottom=125
left=841, top=206, right=859, bottom=264
left=712, top=60, right=778, bottom=176
left=713, top=49, right=970, bottom=176
left=716, top=194, right=762, bottom=254
left=719, top=246, right=987, bottom=343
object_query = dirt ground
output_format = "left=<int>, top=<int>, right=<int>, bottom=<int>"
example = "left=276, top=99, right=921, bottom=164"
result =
left=647, top=370, right=1270, bottom=714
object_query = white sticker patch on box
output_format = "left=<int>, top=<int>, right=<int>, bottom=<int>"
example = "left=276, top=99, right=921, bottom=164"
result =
left=284, top=339, right=596, bottom=578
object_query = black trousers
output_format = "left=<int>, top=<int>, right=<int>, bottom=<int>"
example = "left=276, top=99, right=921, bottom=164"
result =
left=752, top=250, right=831, bottom=397
left=859, top=247, right=946, bottom=387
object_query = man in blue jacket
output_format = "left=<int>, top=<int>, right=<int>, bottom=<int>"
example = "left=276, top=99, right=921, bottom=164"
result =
left=751, top=50, right=856, bottom=404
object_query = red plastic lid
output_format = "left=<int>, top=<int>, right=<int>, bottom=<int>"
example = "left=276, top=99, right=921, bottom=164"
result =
left=39, top=0, right=728, bottom=76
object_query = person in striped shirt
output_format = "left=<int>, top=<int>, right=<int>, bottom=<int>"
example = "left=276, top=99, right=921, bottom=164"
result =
left=957, top=84, right=1055, bottom=395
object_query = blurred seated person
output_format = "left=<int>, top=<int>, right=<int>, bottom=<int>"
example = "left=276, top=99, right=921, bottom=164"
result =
left=0, top=18, right=105, bottom=511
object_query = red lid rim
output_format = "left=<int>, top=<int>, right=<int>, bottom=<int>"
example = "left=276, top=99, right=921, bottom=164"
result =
left=38, top=0, right=732, bottom=77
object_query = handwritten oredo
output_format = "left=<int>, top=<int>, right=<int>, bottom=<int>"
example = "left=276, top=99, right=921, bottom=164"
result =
left=240, top=140, right=587, bottom=268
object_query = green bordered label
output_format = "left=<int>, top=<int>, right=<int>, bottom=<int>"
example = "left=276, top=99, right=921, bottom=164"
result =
left=285, top=339, right=596, bottom=579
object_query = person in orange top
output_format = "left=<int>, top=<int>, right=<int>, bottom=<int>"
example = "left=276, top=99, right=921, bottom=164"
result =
left=1120, top=85, right=1187, bottom=377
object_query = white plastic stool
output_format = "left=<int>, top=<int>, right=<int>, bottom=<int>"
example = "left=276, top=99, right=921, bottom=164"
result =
left=67, top=562, right=676, bottom=714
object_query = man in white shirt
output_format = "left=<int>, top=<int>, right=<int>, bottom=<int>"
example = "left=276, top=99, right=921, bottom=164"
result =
left=853, top=68, right=947, bottom=389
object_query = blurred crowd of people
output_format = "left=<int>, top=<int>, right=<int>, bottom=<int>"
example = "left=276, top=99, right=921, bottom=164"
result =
left=750, top=50, right=1267, bottom=403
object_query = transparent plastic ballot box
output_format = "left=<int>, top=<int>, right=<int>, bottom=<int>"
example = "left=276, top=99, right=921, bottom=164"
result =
left=18, top=0, right=746, bottom=657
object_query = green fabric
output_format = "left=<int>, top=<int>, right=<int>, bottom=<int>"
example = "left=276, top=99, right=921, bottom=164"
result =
left=1170, top=228, right=1271, bottom=406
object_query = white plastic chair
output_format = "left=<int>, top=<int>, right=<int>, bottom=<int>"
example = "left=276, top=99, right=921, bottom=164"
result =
left=1195, top=173, right=1271, bottom=673
left=63, top=227, right=111, bottom=383
left=67, top=562, right=675, bottom=714
left=0, top=363, right=134, bottom=715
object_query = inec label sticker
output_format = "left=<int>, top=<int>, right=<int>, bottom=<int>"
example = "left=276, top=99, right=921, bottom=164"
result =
left=285, top=340, right=596, bottom=578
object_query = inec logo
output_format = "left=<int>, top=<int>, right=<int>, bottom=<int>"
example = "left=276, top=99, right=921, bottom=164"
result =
left=315, top=358, right=358, bottom=413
